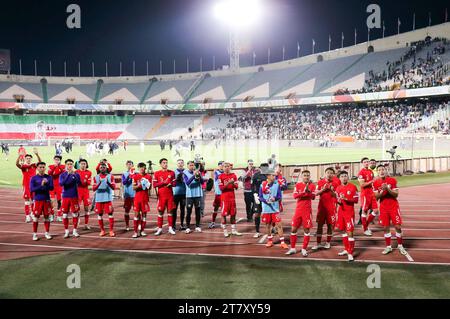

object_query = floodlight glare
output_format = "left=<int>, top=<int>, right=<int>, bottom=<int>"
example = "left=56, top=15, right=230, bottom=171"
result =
left=213, top=0, right=262, bottom=29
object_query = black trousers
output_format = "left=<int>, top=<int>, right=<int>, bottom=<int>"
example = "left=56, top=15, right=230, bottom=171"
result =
left=186, top=197, right=201, bottom=228
left=174, top=194, right=186, bottom=227
left=244, top=191, right=254, bottom=219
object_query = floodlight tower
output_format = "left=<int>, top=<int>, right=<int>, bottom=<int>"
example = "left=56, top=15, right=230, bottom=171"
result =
left=214, top=0, right=262, bottom=71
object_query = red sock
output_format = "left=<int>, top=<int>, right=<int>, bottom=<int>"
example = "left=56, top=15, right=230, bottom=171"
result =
left=317, top=235, right=322, bottom=244
left=303, top=234, right=311, bottom=250
left=367, top=213, right=376, bottom=225
left=212, top=212, right=218, bottom=223
left=385, top=233, right=392, bottom=247
left=73, top=217, right=79, bottom=229
left=85, top=212, right=89, bottom=225
left=361, top=214, right=368, bottom=231
left=25, top=204, right=30, bottom=216
left=343, top=235, right=349, bottom=251
left=108, top=216, right=114, bottom=232
left=327, top=235, right=332, bottom=243
left=124, top=214, right=130, bottom=228
left=157, top=215, right=163, bottom=228
left=396, top=233, right=403, bottom=245
left=63, top=218, right=69, bottom=230
left=32, top=221, right=38, bottom=233
left=348, top=238, right=355, bottom=255
left=133, top=218, right=139, bottom=233
left=98, top=217, right=105, bottom=231
left=44, top=220, right=50, bottom=232
left=290, top=234, right=297, bottom=249
left=168, top=214, right=173, bottom=228
left=280, top=237, right=285, bottom=244
left=268, top=235, right=273, bottom=243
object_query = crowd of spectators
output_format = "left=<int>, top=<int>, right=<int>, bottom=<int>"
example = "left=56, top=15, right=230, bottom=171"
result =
left=334, top=37, right=450, bottom=95
left=203, top=100, right=450, bottom=141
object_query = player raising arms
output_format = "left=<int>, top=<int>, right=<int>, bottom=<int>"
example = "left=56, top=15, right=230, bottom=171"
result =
left=373, top=165, right=408, bottom=256
left=286, top=170, right=316, bottom=257
left=358, top=157, right=379, bottom=236
left=313, top=167, right=340, bottom=250
left=335, top=171, right=359, bottom=262
left=16, top=149, right=41, bottom=223
left=93, top=163, right=116, bottom=237
left=218, top=162, right=242, bottom=237
left=259, top=168, right=288, bottom=249
left=209, top=161, right=224, bottom=229
left=76, top=159, right=92, bottom=230
left=48, top=155, right=65, bottom=221
left=153, top=158, right=177, bottom=236
left=121, top=160, right=135, bottom=231
left=131, top=162, right=152, bottom=238
left=29, top=162, right=54, bottom=241
left=59, top=159, right=81, bottom=238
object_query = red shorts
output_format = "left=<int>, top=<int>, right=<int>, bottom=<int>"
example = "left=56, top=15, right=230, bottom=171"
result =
left=213, top=194, right=222, bottom=209
left=221, top=200, right=236, bottom=217
left=32, top=200, right=52, bottom=217
left=95, top=202, right=114, bottom=215
left=291, top=212, right=313, bottom=229
left=78, top=188, right=90, bottom=207
left=50, top=185, right=62, bottom=201
left=316, top=203, right=336, bottom=225
left=262, top=213, right=281, bottom=225
left=335, top=213, right=355, bottom=232
left=157, top=196, right=175, bottom=212
left=134, top=200, right=150, bottom=213
left=123, top=197, right=134, bottom=212
left=61, top=197, right=80, bottom=214
left=361, top=192, right=378, bottom=211
left=379, top=207, right=402, bottom=227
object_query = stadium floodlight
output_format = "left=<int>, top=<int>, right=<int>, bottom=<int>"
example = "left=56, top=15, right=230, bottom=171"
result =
left=213, top=0, right=263, bottom=30
left=213, top=0, right=264, bottom=70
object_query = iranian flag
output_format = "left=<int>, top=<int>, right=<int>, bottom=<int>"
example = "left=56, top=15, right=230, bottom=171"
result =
left=0, top=115, right=134, bottom=140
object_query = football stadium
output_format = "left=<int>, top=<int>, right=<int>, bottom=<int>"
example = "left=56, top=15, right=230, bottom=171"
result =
left=1, top=0, right=450, bottom=302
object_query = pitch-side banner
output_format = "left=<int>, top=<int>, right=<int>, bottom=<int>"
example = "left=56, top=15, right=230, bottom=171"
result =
left=8, top=85, right=450, bottom=111
left=0, top=49, right=11, bottom=72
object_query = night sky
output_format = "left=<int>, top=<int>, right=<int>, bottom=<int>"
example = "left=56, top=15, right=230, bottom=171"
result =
left=1, top=0, right=448, bottom=76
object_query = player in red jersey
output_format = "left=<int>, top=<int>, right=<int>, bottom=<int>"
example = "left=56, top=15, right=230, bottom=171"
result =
left=132, top=162, right=152, bottom=238
left=95, top=159, right=113, bottom=174
left=16, top=149, right=41, bottom=223
left=358, top=157, right=379, bottom=236
left=373, top=165, right=408, bottom=256
left=218, top=162, right=242, bottom=237
left=153, top=158, right=177, bottom=236
left=286, top=170, right=316, bottom=257
left=313, top=167, right=341, bottom=250
left=76, top=159, right=92, bottom=230
left=335, top=171, right=359, bottom=262
left=48, top=155, right=65, bottom=220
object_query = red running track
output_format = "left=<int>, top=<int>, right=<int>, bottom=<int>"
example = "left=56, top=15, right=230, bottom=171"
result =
left=0, top=184, right=449, bottom=265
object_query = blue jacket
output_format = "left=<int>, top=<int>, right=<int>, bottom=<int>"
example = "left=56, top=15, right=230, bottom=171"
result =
left=122, top=171, right=135, bottom=198
left=184, top=169, right=205, bottom=198
left=214, top=169, right=223, bottom=195
left=259, top=181, right=281, bottom=214
left=173, top=168, right=187, bottom=196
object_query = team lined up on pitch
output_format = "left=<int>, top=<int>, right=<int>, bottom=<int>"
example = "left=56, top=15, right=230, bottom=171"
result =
left=16, top=151, right=408, bottom=262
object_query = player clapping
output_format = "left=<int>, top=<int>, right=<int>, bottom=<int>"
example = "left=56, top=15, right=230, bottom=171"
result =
left=121, top=160, right=135, bottom=231
left=131, top=162, right=152, bottom=238
left=286, top=170, right=316, bottom=257
left=373, top=165, right=408, bottom=256
left=153, top=158, right=177, bottom=235
left=93, top=163, right=116, bottom=237
left=218, top=162, right=241, bottom=237
left=76, top=159, right=92, bottom=230
left=29, top=162, right=54, bottom=241
left=59, top=159, right=81, bottom=238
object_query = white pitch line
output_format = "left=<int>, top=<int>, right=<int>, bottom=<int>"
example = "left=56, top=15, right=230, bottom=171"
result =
left=0, top=241, right=449, bottom=266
